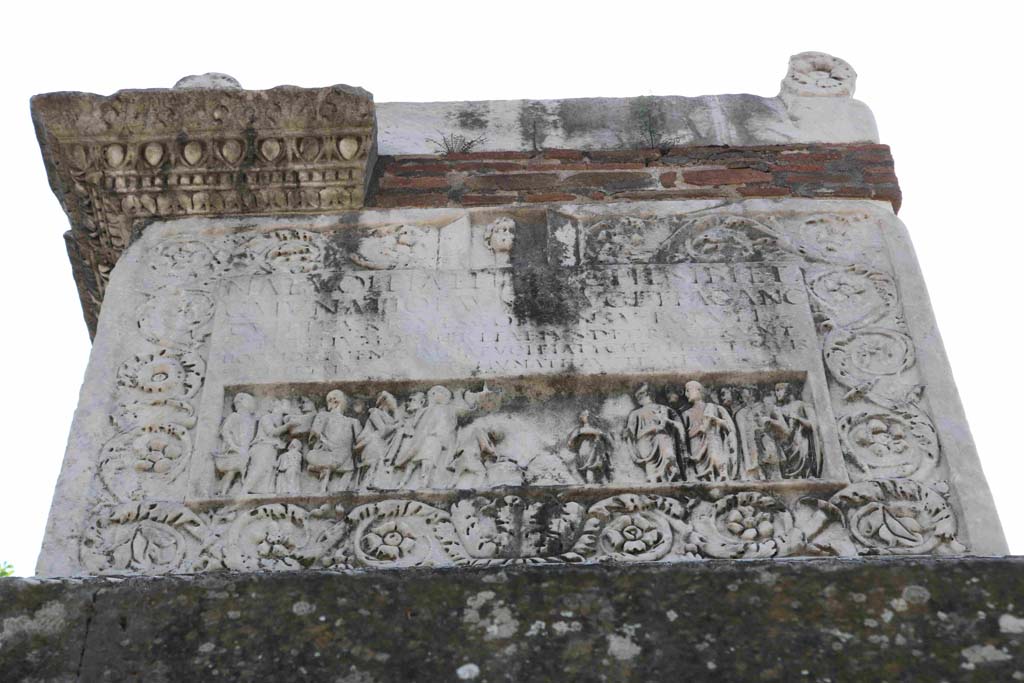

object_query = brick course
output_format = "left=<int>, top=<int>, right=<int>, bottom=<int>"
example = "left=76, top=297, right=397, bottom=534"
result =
left=369, top=144, right=901, bottom=212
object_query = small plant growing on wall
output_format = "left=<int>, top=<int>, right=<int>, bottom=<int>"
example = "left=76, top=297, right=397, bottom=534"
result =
left=426, top=132, right=487, bottom=155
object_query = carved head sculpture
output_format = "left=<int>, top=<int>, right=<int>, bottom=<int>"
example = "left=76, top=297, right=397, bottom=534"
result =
left=579, top=409, right=591, bottom=425
left=405, top=392, right=426, bottom=413
left=774, top=382, right=791, bottom=403
left=395, top=225, right=423, bottom=247
left=299, top=397, right=315, bottom=414
left=740, top=386, right=756, bottom=404
left=326, top=389, right=348, bottom=412
left=719, top=387, right=735, bottom=407
left=634, top=383, right=653, bottom=406
left=376, top=391, right=398, bottom=413
left=287, top=438, right=302, bottom=451
left=685, top=380, right=705, bottom=404
left=233, top=392, right=256, bottom=414
left=485, top=217, right=516, bottom=254
left=427, top=385, right=453, bottom=405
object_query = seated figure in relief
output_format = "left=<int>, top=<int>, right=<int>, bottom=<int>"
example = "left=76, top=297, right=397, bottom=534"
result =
left=568, top=410, right=613, bottom=484
left=763, top=382, right=820, bottom=478
left=215, top=392, right=258, bottom=496
left=679, top=380, right=739, bottom=482
left=306, top=390, right=362, bottom=493
left=623, top=384, right=682, bottom=483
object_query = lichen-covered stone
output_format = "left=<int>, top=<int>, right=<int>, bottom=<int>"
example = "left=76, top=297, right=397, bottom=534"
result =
left=2, top=558, right=1023, bottom=681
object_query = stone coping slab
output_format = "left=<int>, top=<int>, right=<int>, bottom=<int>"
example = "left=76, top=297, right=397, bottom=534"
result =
left=2, top=557, right=1023, bottom=681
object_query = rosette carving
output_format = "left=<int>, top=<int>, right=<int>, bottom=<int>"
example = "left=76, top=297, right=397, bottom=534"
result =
left=137, top=287, right=216, bottom=349
left=223, top=504, right=326, bottom=571
left=244, top=229, right=326, bottom=274
left=80, top=502, right=207, bottom=574
left=823, top=326, right=916, bottom=405
left=830, top=480, right=965, bottom=555
left=348, top=500, right=447, bottom=568
left=115, top=349, right=205, bottom=398
left=98, top=423, right=192, bottom=501
left=808, top=266, right=898, bottom=328
left=839, top=408, right=940, bottom=481
left=688, top=492, right=800, bottom=559
left=689, top=492, right=854, bottom=558
left=572, top=494, right=694, bottom=563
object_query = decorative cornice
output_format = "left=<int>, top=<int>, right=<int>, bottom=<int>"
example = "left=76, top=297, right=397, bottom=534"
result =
left=32, top=77, right=376, bottom=336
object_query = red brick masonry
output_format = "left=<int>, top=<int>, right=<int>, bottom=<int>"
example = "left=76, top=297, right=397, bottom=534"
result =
left=371, top=144, right=900, bottom=212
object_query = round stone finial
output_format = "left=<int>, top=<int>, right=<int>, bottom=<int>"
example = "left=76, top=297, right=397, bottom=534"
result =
left=781, top=52, right=856, bottom=98
left=173, top=73, right=242, bottom=90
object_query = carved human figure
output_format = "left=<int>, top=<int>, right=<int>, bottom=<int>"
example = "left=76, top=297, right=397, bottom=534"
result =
left=306, top=390, right=362, bottom=493
left=568, top=410, right=613, bottom=484
left=732, top=387, right=767, bottom=481
left=351, top=224, right=430, bottom=270
left=403, top=385, right=488, bottom=489
left=451, top=425, right=499, bottom=489
left=763, top=382, right=820, bottom=478
left=623, top=384, right=681, bottom=483
left=484, top=217, right=516, bottom=265
left=387, top=392, right=427, bottom=487
left=679, top=381, right=739, bottom=482
left=216, top=392, right=257, bottom=495
left=244, top=398, right=290, bottom=494
left=354, top=391, right=400, bottom=489
left=284, top=397, right=316, bottom=440
left=276, top=438, right=304, bottom=495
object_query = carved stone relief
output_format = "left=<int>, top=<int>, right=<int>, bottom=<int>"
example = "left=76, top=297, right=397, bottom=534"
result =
left=82, top=478, right=945, bottom=573
left=208, top=376, right=824, bottom=498
left=55, top=199, right=977, bottom=575
left=32, top=82, right=377, bottom=334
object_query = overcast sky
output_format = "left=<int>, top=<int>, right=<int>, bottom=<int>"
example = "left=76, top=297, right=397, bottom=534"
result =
left=2, top=1, right=1020, bottom=575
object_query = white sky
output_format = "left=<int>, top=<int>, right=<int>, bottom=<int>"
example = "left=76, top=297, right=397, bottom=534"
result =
left=2, top=1, right=1020, bottom=575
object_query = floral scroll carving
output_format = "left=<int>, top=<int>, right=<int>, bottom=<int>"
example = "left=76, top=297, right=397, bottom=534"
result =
left=80, top=486, right=896, bottom=574
left=80, top=502, right=207, bottom=574
left=830, top=480, right=964, bottom=555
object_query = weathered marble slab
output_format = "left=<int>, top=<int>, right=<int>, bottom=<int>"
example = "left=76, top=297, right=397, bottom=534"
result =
left=379, top=53, right=877, bottom=154
left=39, top=197, right=1005, bottom=576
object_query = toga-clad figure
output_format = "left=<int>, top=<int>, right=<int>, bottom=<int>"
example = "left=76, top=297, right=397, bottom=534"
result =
left=679, top=380, right=739, bottom=481
left=244, top=398, right=290, bottom=494
left=306, top=390, right=362, bottom=493
left=763, top=382, right=820, bottom=478
left=733, top=387, right=768, bottom=480
left=216, top=392, right=257, bottom=495
left=568, top=410, right=613, bottom=484
left=354, top=391, right=400, bottom=489
left=623, top=384, right=681, bottom=483
left=396, top=385, right=487, bottom=490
